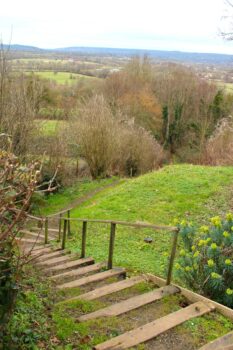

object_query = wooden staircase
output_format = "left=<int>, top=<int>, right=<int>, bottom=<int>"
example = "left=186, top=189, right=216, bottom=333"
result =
left=17, top=224, right=233, bottom=350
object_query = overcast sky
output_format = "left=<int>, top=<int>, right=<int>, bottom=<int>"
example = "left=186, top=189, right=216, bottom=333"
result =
left=1, top=0, right=233, bottom=54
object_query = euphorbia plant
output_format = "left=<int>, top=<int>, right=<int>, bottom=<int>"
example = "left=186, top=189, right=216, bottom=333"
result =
left=175, top=214, right=233, bottom=307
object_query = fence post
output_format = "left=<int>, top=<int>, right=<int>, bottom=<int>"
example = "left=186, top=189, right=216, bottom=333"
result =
left=44, top=217, right=49, bottom=244
left=67, top=210, right=71, bottom=236
left=62, top=219, right=67, bottom=250
left=58, top=213, right=62, bottom=242
left=166, top=228, right=179, bottom=285
left=81, top=221, right=87, bottom=258
left=108, top=222, right=116, bottom=270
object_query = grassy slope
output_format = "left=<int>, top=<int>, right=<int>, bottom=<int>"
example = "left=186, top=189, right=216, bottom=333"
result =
left=43, top=164, right=233, bottom=277
left=37, top=177, right=122, bottom=216
left=70, top=164, right=233, bottom=224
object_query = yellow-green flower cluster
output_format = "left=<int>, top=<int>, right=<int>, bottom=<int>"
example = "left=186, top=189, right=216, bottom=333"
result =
left=210, top=243, right=218, bottom=250
left=198, top=239, right=208, bottom=247
left=179, top=249, right=186, bottom=257
left=226, top=288, right=233, bottom=296
left=200, top=225, right=209, bottom=233
left=210, top=216, right=221, bottom=227
left=223, top=231, right=230, bottom=238
left=175, top=263, right=181, bottom=270
left=193, top=251, right=200, bottom=258
left=207, top=259, right=215, bottom=267
left=185, top=266, right=192, bottom=272
left=211, top=272, right=221, bottom=279
left=225, top=259, right=232, bottom=266
left=226, top=213, right=233, bottom=221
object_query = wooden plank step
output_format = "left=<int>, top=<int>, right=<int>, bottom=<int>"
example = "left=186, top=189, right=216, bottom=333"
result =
left=46, top=257, right=95, bottom=273
left=16, top=237, right=43, bottom=245
left=30, top=245, right=52, bottom=254
left=30, top=227, right=58, bottom=238
left=60, top=275, right=145, bottom=302
left=94, top=301, right=215, bottom=350
left=31, top=227, right=59, bottom=233
left=21, top=246, right=52, bottom=257
left=20, top=230, right=44, bottom=240
left=56, top=268, right=126, bottom=290
left=199, top=331, right=233, bottom=350
left=78, top=285, right=179, bottom=322
left=36, top=254, right=77, bottom=267
left=50, top=262, right=105, bottom=281
left=35, top=250, right=68, bottom=262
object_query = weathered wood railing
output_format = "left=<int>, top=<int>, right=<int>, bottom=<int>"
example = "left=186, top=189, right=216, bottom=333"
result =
left=26, top=210, right=179, bottom=286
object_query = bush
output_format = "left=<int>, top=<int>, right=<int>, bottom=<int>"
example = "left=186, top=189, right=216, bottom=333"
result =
left=205, top=117, right=233, bottom=165
left=0, top=149, right=39, bottom=332
left=175, top=214, right=233, bottom=307
left=71, top=95, right=164, bottom=178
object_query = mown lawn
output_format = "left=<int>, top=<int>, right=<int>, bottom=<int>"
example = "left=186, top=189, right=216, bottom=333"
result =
left=43, top=164, right=233, bottom=278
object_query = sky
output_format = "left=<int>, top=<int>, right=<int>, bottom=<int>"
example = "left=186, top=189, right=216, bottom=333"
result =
left=1, top=0, right=233, bottom=54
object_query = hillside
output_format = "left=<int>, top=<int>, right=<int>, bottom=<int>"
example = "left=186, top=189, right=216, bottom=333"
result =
left=41, top=164, right=233, bottom=277
left=7, top=44, right=233, bottom=64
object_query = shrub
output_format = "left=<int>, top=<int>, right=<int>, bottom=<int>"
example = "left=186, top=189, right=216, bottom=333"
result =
left=0, top=149, right=39, bottom=333
left=175, top=214, right=233, bottom=307
left=71, top=95, right=164, bottom=178
left=205, top=116, right=233, bottom=165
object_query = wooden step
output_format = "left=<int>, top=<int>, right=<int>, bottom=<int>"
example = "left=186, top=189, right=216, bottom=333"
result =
left=35, top=250, right=68, bottom=262
left=61, top=275, right=145, bottom=302
left=36, top=254, right=76, bottom=267
left=20, top=230, right=44, bottom=241
left=16, top=237, right=43, bottom=245
left=50, top=262, right=105, bottom=282
left=46, top=257, right=95, bottom=273
left=30, top=245, right=52, bottom=254
left=78, top=285, right=179, bottom=322
left=199, top=331, right=233, bottom=350
left=56, top=268, right=126, bottom=290
left=31, top=227, right=59, bottom=233
left=94, top=301, right=215, bottom=350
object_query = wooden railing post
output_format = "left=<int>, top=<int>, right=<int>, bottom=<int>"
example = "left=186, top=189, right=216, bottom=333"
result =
left=58, top=213, right=62, bottom=242
left=108, top=222, right=116, bottom=270
left=67, top=210, right=71, bottom=236
left=166, top=228, right=179, bottom=285
left=81, top=221, right=87, bottom=258
left=44, top=217, right=49, bottom=244
left=62, top=219, right=67, bottom=250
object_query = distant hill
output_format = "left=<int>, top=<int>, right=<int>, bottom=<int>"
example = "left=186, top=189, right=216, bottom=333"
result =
left=5, top=44, right=233, bottom=65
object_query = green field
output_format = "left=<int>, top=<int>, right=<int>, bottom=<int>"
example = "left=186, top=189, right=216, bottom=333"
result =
left=29, top=71, right=98, bottom=85
left=42, top=164, right=233, bottom=277
left=214, top=80, right=233, bottom=94
left=37, top=119, right=67, bottom=136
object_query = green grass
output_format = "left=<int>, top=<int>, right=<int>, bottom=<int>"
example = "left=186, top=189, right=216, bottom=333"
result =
left=36, top=119, right=67, bottom=136
left=29, top=71, right=98, bottom=85
left=37, top=177, right=121, bottom=216
left=44, top=164, right=233, bottom=277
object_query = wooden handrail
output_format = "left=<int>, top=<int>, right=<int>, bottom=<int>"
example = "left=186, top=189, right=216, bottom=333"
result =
left=59, top=217, right=178, bottom=232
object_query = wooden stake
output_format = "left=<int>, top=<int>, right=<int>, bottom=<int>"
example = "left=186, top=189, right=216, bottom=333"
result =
left=108, top=223, right=116, bottom=270
left=58, top=213, right=62, bottom=242
left=166, top=228, right=179, bottom=285
left=44, top=217, right=49, bottom=244
left=81, top=221, right=87, bottom=258
left=67, top=210, right=71, bottom=236
left=62, top=219, right=67, bottom=250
